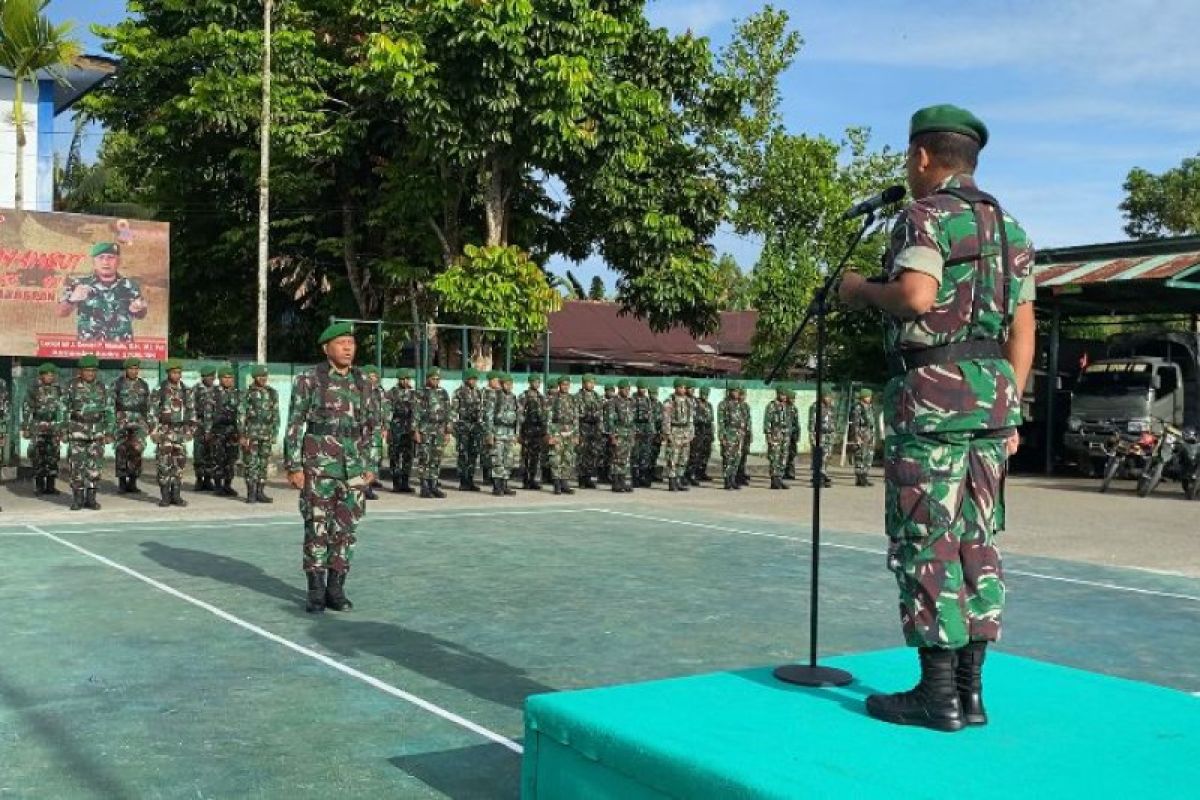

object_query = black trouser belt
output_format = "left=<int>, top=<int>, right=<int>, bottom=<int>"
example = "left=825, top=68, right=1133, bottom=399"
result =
left=307, top=423, right=359, bottom=436
left=888, top=340, right=1003, bottom=376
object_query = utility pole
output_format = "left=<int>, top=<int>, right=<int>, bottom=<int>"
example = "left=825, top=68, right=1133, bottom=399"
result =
left=257, top=0, right=273, bottom=362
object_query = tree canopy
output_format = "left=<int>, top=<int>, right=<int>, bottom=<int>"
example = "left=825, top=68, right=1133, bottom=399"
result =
left=1121, top=155, right=1200, bottom=239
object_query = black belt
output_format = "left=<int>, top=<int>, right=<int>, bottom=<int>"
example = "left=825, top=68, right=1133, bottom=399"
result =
left=307, top=423, right=360, bottom=436
left=888, top=340, right=1003, bottom=376
left=671, top=422, right=691, bottom=427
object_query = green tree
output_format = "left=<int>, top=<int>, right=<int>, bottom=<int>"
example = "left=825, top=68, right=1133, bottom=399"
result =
left=587, top=275, right=606, bottom=301
left=1121, top=156, right=1200, bottom=238
left=0, top=0, right=81, bottom=209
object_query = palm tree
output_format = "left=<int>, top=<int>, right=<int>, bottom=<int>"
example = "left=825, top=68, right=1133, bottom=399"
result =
left=0, top=0, right=81, bottom=209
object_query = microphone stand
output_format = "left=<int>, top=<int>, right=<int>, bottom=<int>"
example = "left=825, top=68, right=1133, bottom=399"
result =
left=765, top=211, right=877, bottom=688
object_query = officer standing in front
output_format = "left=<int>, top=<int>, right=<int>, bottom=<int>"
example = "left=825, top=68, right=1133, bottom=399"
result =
left=63, top=355, right=114, bottom=511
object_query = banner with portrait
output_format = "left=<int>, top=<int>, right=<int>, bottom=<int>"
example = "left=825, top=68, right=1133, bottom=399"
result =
left=0, top=210, right=170, bottom=359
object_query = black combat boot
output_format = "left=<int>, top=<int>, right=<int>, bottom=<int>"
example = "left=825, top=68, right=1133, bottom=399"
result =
left=553, top=480, right=563, bottom=495
left=419, top=479, right=433, bottom=498
left=117, top=476, right=129, bottom=494
left=493, top=478, right=504, bottom=496
left=392, top=475, right=402, bottom=493
left=45, top=477, right=61, bottom=495
left=364, top=484, right=378, bottom=500
left=583, top=476, right=597, bottom=489
left=158, top=484, right=171, bottom=507
left=562, top=480, right=575, bottom=495
left=956, top=641, right=988, bottom=726
left=129, top=477, right=142, bottom=494
left=780, top=479, right=790, bottom=490
left=689, top=473, right=700, bottom=487
left=431, top=481, right=446, bottom=499
left=668, top=477, right=678, bottom=492
left=226, top=477, right=239, bottom=497
left=678, top=475, right=690, bottom=491
left=459, top=478, right=473, bottom=492
left=397, top=474, right=414, bottom=494
left=70, top=489, right=84, bottom=511
left=171, top=481, right=189, bottom=507
left=612, top=477, right=623, bottom=493
left=325, top=570, right=353, bottom=611
left=724, top=476, right=734, bottom=490
left=84, top=488, right=101, bottom=510
left=503, top=479, right=516, bottom=496
left=865, top=647, right=965, bottom=733
left=34, top=476, right=45, bottom=495
left=256, top=482, right=273, bottom=503
left=246, top=482, right=257, bottom=504
left=784, top=467, right=796, bottom=480
left=770, top=477, right=783, bottom=490
left=305, top=571, right=327, bottom=614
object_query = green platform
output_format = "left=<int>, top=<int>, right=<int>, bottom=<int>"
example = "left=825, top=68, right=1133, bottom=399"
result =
left=522, top=648, right=1200, bottom=799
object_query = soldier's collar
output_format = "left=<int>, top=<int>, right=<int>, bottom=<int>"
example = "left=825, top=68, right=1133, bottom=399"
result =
left=937, top=173, right=977, bottom=192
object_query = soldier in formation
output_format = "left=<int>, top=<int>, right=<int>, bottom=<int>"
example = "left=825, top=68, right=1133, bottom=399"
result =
left=689, top=385, right=714, bottom=483
left=63, top=355, right=114, bottom=511
left=210, top=364, right=241, bottom=497
left=661, top=378, right=694, bottom=492
left=784, top=388, right=800, bottom=480
left=191, top=366, right=218, bottom=491
left=483, top=373, right=519, bottom=496
left=239, top=365, right=279, bottom=503
left=848, top=389, right=877, bottom=487
left=414, top=368, right=454, bottom=499
left=599, top=382, right=616, bottom=483
left=632, top=380, right=657, bottom=487
left=605, top=379, right=636, bottom=493
left=387, top=369, right=417, bottom=493
left=284, top=322, right=378, bottom=614
left=576, top=374, right=604, bottom=488
left=362, top=365, right=387, bottom=500
left=151, top=359, right=195, bottom=507
left=764, top=387, right=794, bottom=490
left=808, top=394, right=835, bottom=488
left=480, top=371, right=501, bottom=484
left=112, top=357, right=150, bottom=494
left=717, top=384, right=745, bottom=491
left=546, top=376, right=578, bottom=495
left=519, top=376, right=546, bottom=490
left=23, top=363, right=64, bottom=496
left=452, top=369, right=484, bottom=492
left=736, top=386, right=753, bottom=486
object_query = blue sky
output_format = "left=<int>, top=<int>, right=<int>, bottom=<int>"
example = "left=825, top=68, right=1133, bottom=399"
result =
left=49, top=0, right=1199, bottom=288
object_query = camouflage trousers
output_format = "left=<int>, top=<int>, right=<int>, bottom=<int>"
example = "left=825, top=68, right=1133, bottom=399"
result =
left=663, top=429, right=692, bottom=479
left=243, top=437, right=273, bottom=482
left=884, top=431, right=1008, bottom=650
left=373, top=432, right=386, bottom=477
left=766, top=435, right=789, bottom=479
left=786, top=434, right=798, bottom=476
left=547, top=432, right=577, bottom=481
left=455, top=423, right=482, bottom=480
left=27, top=431, right=61, bottom=478
left=689, top=424, right=713, bottom=477
left=521, top=429, right=545, bottom=482
left=489, top=428, right=520, bottom=480
left=193, top=428, right=213, bottom=480
left=66, top=433, right=105, bottom=491
left=388, top=429, right=415, bottom=478
left=416, top=429, right=447, bottom=481
left=609, top=433, right=634, bottom=479
left=740, top=436, right=751, bottom=477
left=156, top=431, right=189, bottom=486
left=719, top=432, right=745, bottom=482
left=851, top=435, right=875, bottom=478
left=115, top=421, right=148, bottom=478
left=578, top=422, right=604, bottom=480
left=300, top=470, right=366, bottom=574
left=634, top=429, right=657, bottom=480
left=210, top=426, right=240, bottom=483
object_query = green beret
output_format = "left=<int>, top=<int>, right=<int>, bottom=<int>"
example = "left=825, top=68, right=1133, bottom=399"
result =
left=122, top=357, right=140, bottom=369
left=858, top=388, right=873, bottom=399
left=582, top=373, right=596, bottom=383
left=427, top=368, right=441, bottom=378
left=252, top=364, right=269, bottom=377
left=217, top=363, right=235, bottom=378
left=776, top=385, right=788, bottom=396
left=464, top=368, right=479, bottom=380
left=398, top=368, right=414, bottom=379
left=362, top=365, right=379, bottom=376
left=556, top=375, right=570, bottom=385
left=618, top=379, right=631, bottom=389
left=89, top=241, right=119, bottom=257
left=38, top=362, right=58, bottom=375
left=487, top=370, right=501, bottom=380
left=200, top=365, right=216, bottom=377
left=909, top=104, right=988, bottom=149
left=500, top=373, right=514, bottom=383
left=165, top=358, right=184, bottom=371
left=674, top=378, right=686, bottom=389
left=318, top=321, right=354, bottom=345
left=700, top=386, right=710, bottom=397
left=78, top=355, right=99, bottom=368
left=635, top=379, right=648, bottom=389
left=529, top=375, right=542, bottom=384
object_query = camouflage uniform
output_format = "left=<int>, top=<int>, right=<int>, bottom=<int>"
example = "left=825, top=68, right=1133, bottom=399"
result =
left=689, top=389, right=715, bottom=481
left=210, top=371, right=241, bottom=495
left=284, top=361, right=376, bottom=577
left=576, top=377, right=604, bottom=488
left=387, top=374, right=417, bottom=493
left=764, top=391, right=794, bottom=489
left=546, top=379, right=579, bottom=494
left=519, top=382, right=547, bottom=488
left=784, top=393, right=800, bottom=479
left=112, top=367, right=151, bottom=491
left=59, top=273, right=146, bottom=342
left=480, top=373, right=501, bottom=482
left=238, top=368, right=280, bottom=502
left=414, top=373, right=455, bottom=497
left=632, top=385, right=657, bottom=486
left=877, top=173, right=1034, bottom=651
left=661, top=383, right=694, bottom=491
left=0, top=378, right=7, bottom=465
left=150, top=369, right=195, bottom=505
left=848, top=396, right=877, bottom=486
left=484, top=377, right=520, bottom=494
left=736, top=390, right=753, bottom=485
left=808, top=400, right=835, bottom=487
left=599, top=385, right=617, bottom=482
left=717, top=389, right=745, bottom=490
left=62, top=366, right=115, bottom=509
left=191, top=372, right=218, bottom=490
left=22, top=369, right=64, bottom=493
left=452, top=374, right=484, bottom=490
left=605, top=383, right=637, bottom=492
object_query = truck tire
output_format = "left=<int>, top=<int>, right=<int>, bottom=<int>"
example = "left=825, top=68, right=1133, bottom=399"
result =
left=1137, top=461, right=1165, bottom=498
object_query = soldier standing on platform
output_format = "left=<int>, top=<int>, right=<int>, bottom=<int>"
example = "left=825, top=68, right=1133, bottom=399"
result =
left=808, top=394, right=835, bottom=488
left=575, top=374, right=603, bottom=489
left=736, top=386, right=753, bottom=486
left=210, top=364, right=241, bottom=497
left=414, top=368, right=454, bottom=499
left=239, top=365, right=279, bottom=503
left=23, top=364, right=64, bottom=496
left=150, top=359, right=195, bottom=507
left=784, top=388, right=800, bottom=480
left=452, top=369, right=484, bottom=492
left=480, top=371, right=501, bottom=484
left=63, top=355, right=114, bottom=511
left=661, top=379, right=694, bottom=492
left=605, top=379, right=636, bottom=493
left=519, top=375, right=547, bottom=490
left=191, top=366, right=217, bottom=491
left=765, top=387, right=794, bottom=490
left=283, top=323, right=377, bottom=614
left=387, top=369, right=417, bottom=493
left=546, top=376, right=578, bottom=495
left=484, top=373, right=519, bottom=496
left=690, top=385, right=715, bottom=483
left=362, top=366, right=386, bottom=500
left=848, top=389, right=877, bottom=487
left=112, top=357, right=150, bottom=494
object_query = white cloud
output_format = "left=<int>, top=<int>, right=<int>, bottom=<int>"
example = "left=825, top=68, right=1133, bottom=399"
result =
left=645, top=0, right=731, bottom=35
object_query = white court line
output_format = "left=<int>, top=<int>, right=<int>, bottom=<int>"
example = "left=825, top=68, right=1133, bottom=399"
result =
left=25, top=523, right=524, bottom=755
left=589, top=508, right=1200, bottom=604
left=0, top=531, right=42, bottom=536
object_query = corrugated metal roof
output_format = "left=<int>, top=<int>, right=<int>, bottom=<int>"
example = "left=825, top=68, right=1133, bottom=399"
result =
left=1035, top=251, right=1200, bottom=288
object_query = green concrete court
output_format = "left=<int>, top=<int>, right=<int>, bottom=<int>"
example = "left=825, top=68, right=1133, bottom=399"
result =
left=1, top=504, right=1197, bottom=798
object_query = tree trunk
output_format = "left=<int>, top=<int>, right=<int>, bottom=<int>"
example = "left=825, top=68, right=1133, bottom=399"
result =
left=341, top=199, right=375, bottom=318
left=13, top=78, right=25, bottom=210
left=483, top=156, right=506, bottom=247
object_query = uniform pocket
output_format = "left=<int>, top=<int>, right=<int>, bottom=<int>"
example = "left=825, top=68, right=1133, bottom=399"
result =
left=884, top=446, right=934, bottom=542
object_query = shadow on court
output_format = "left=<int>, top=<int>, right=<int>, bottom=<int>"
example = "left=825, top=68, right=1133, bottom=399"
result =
left=390, top=742, right=521, bottom=799
left=140, top=541, right=304, bottom=604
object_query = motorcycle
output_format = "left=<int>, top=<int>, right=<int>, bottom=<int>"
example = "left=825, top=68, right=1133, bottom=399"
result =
left=1176, top=428, right=1200, bottom=501
left=1137, top=424, right=1183, bottom=497
left=1099, top=430, right=1157, bottom=494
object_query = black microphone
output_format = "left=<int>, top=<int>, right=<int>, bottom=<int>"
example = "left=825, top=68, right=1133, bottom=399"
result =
left=840, top=185, right=906, bottom=221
